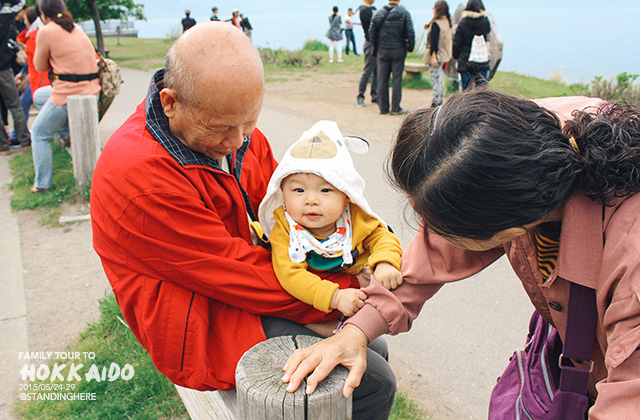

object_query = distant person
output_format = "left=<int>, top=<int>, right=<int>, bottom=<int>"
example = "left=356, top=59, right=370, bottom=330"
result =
left=0, top=0, right=31, bottom=156
left=10, top=6, right=47, bottom=146
left=226, top=9, right=241, bottom=29
left=452, top=0, right=490, bottom=90
left=369, top=0, right=415, bottom=115
left=424, top=1, right=452, bottom=107
left=181, top=9, right=196, bottom=32
left=343, top=8, right=358, bottom=56
left=239, top=13, right=252, bottom=41
left=326, top=6, right=343, bottom=63
left=356, top=0, right=377, bottom=106
left=210, top=7, right=219, bottom=21
left=30, top=0, right=100, bottom=192
left=258, top=120, right=403, bottom=337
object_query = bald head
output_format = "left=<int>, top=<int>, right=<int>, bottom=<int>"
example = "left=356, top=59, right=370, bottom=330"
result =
left=165, top=22, right=263, bottom=107
left=159, top=22, right=265, bottom=161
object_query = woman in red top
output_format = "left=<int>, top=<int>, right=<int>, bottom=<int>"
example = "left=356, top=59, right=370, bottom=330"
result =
left=17, top=7, right=49, bottom=102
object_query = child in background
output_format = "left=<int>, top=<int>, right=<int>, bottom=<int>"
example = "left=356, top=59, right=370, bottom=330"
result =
left=258, top=121, right=402, bottom=336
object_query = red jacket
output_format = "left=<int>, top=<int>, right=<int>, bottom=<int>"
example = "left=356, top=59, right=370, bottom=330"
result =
left=17, top=27, right=50, bottom=98
left=91, top=96, right=347, bottom=390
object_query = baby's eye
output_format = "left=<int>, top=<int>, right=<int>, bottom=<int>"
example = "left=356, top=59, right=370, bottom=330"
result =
left=321, top=188, right=333, bottom=193
left=293, top=188, right=304, bottom=193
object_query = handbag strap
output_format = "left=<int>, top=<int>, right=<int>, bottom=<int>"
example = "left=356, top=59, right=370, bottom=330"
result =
left=558, top=282, right=597, bottom=395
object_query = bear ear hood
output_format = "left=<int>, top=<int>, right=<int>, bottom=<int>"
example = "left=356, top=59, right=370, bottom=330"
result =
left=258, top=120, right=384, bottom=238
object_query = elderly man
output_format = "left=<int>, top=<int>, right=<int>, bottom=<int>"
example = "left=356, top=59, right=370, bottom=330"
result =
left=90, top=23, right=395, bottom=420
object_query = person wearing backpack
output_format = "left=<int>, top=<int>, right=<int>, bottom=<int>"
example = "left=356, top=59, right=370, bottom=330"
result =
left=424, top=1, right=452, bottom=107
left=452, top=0, right=490, bottom=90
left=30, top=0, right=100, bottom=192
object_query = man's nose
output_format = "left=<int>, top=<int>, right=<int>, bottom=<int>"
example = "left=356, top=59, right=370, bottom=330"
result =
left=224, top=128, right=246, bottom=149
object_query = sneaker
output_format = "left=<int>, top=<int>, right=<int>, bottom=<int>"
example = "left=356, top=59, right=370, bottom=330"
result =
left=337, top=59, right=344, bottom=63
left=356, top=99, right=365, bottom=106
left=390, top=108, right=408, bottom=116
left=371, top=98, right=378, bottom=104
left=380, top=110, right=389, bottom=115
left=9, top=138, right=21, bottom=148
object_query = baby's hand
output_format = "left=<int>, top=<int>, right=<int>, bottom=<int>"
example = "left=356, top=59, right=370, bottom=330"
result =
left=373, top=262, right=403, bottom=290
left=330, top=288, right=367, bottom=316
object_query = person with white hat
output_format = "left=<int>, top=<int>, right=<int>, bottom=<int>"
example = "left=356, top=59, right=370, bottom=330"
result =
left=258, top=121, right=402, bottom=335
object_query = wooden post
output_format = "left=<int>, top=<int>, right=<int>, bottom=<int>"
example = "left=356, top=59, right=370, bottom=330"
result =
left=67, top=95, right=100, bottom=192
left=235, top=335, right=351, bottom=420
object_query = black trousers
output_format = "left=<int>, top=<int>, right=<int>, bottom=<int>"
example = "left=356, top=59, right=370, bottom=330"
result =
left=376, top=47, right=407, bottom=113
left=358, top=40, right=378, bottom=102
left=262, top=316, right=396, bottom=420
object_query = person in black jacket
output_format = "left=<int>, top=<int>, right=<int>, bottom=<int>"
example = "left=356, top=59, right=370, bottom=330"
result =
left=452, top=0, right=490, bottom=90
left=356, top=0, right=377, bottom=106
left=181, top=9, right=196, bottom=32
left=369, top=0, right=415, bottom=115
left=0, top=0, right=30, bottom=155
left=240, top=13, right=252, bottom=41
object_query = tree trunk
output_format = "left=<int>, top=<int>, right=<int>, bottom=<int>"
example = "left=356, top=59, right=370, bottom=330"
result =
left=87, top=0, right=104, bottom=56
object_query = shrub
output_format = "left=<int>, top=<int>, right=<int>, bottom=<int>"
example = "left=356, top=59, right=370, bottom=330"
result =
left=258, top=47, right=323, bottom=68
left=570, top=72, right=640, bottom=106
left=302, top=39, right=329, bottom=52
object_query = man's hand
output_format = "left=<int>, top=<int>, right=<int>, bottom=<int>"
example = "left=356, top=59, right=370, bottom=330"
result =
left=330, top=288, right=367, bottom=316
left=282, top=324, right=368, bottom=397
left=373, top=262, right=403, bottom=289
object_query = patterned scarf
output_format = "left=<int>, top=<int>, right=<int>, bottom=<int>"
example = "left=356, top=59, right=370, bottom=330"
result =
left=284, top=205, right=353, bottom=266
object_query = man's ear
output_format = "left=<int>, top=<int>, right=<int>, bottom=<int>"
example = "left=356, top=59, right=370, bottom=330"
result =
left=159, top=88, right=179, bottom=118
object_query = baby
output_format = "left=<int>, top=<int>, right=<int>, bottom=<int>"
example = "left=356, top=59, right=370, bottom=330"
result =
left=258, top=121, right=402, bottom=336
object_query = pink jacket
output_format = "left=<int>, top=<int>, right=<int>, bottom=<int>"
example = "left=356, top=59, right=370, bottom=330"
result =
left=349, top=97, right=640, bottom=419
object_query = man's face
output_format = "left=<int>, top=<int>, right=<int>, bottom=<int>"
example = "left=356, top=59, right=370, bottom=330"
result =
left=161, top=87, right=263, bottom=161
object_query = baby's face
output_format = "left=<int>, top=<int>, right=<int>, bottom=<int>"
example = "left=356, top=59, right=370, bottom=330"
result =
left=281, top=173, right=349, bottom=238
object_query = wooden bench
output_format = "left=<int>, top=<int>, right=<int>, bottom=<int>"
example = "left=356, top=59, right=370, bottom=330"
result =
left=404, top=62, right=430, bottom=81
left=176, top=336, right=350, bottom=420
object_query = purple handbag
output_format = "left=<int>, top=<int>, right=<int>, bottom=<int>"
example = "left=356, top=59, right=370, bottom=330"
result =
left=488, top=283, right=596, bottom=419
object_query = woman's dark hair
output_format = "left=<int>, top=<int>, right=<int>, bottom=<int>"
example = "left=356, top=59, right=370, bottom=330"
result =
left=333, top=6, right=339, bottom=14
left=431, top=1, right=452, bottom=28
left=465, top=0, right=485, bottom=12
left=388, top=89, right=640, bottom=240
left=39, top=0, right=74, bottom=32
left=25, top=6, right=38, bottom=26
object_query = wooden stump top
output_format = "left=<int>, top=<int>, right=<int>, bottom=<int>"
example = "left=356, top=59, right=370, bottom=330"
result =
left=235, top=335, right=351, bottom=420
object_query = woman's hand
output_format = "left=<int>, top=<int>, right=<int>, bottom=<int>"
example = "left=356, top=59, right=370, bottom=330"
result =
left=282, top=324, right=369, bottom=397
left=429, top=52, right=439, bottom=68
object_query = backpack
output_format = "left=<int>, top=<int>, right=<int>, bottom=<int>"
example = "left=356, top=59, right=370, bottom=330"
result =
left=96, top=54, right=122, bottom=121
left=468, top=34, right=489, bottom=63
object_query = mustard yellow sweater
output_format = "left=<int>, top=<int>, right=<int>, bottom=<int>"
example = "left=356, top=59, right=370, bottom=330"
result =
left=270, top=203, right=402, bottom=312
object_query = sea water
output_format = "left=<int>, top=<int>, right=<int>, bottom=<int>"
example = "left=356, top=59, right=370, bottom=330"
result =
left=131, top=0, right=639, bottom=84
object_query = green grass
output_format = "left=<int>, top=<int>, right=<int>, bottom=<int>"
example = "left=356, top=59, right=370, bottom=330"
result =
left=8, top=143, right=81, bottom=215
left=90, top=36, right=172, bottom=72
left=391, top=391, right=428, bottom=419
left=14, top=294, right=189, bottom=420
left=489, top=71, right=575, bottom=98
left=14, top=294, right=429, bottom=420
